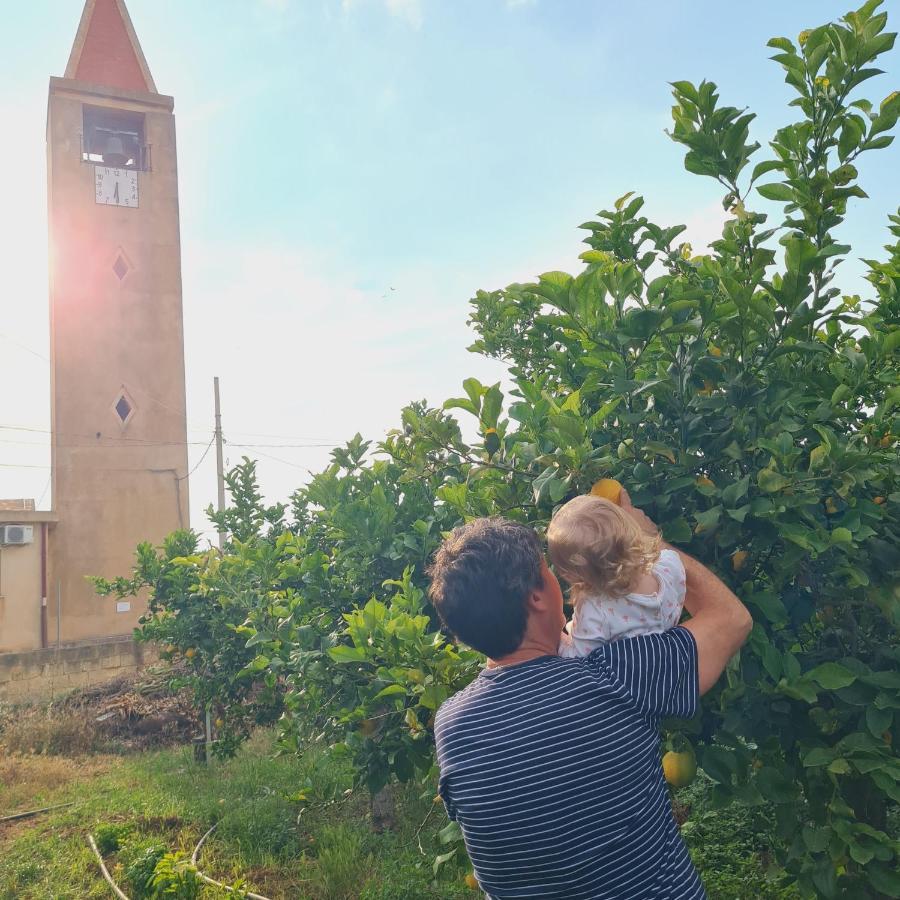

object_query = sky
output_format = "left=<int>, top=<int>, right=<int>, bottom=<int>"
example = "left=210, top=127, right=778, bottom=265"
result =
left=0, top=0, right=897, bottom=540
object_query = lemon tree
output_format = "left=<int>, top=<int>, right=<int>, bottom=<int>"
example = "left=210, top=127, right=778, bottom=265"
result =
left=104, top=3, right=899, bottom=895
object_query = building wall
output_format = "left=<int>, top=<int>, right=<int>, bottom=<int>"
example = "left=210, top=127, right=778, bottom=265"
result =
left=47, top=78, right=189, bottom=644
left=0, top=638, right=157, bottom=703
left=0, top=539, right=43, bottom=652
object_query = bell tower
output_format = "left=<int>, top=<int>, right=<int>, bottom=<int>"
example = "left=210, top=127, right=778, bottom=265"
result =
left=47, top=0, right=189, bottom=642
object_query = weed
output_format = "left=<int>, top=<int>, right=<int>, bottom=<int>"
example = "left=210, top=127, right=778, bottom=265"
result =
left=313, top=824, right=373, bottom=899
left=149, top=852, right=203, bottom=899
left=1, top=711, right=100, bottom=755
left=93, top=821, right=130, bottom=854
left=121, top=842, right=167, bottom=899
left=216, top=796, right=300, bottom=861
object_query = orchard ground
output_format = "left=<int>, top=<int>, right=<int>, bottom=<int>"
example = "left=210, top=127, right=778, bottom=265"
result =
left=0, top=678, right=800, bottom=899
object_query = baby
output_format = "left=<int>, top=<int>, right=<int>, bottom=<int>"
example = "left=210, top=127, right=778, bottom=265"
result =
left=547, top=494, right=685, bottom=657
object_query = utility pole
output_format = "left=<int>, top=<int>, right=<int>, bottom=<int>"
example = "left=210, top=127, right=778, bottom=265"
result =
left=214, top=376, right=226, bottom=551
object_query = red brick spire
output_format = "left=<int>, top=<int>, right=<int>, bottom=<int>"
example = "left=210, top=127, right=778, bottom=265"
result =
left=64, top=0, right=157, bottom=94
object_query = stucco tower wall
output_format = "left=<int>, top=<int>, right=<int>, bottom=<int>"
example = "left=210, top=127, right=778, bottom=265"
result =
left=47, top=78, right=189, bottom=643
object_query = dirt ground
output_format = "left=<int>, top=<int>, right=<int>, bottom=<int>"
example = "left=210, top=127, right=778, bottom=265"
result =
left=0, top=666, right=200, bottom=759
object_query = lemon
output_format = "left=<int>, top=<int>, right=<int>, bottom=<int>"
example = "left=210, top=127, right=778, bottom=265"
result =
left=731, top=550, right=749, bottom=572
left=590, top=478, right=623, bottom=504
left=662, top=750, right=697, bottom=788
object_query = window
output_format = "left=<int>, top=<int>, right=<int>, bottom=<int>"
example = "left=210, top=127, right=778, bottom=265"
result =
left=115, top=395, right=132, bottom=423
left=82, top=105, right=149, bottom=171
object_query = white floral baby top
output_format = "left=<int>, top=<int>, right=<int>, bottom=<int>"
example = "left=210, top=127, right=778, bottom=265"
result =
left=559, top=548, right=686, bottom=657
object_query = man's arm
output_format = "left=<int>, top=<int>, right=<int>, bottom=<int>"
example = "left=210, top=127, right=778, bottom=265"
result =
left=620, top=490, right=753, bottom=695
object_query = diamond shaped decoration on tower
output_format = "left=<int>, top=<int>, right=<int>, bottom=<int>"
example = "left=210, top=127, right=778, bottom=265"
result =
left=112, top=254, right=130, bottom=281
left=115, top=395, right=132, bottom=423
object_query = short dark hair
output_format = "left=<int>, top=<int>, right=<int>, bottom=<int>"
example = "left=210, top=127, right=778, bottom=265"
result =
left=427, top=517, right=544, bottom=658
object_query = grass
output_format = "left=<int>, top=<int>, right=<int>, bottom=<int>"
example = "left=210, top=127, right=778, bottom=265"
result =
left=0, top=726, right=801, bottom=899
left=0, top=730, right=474, bottom=899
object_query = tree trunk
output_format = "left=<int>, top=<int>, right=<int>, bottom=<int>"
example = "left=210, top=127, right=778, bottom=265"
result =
left=370, top=786, right=396, bottom=832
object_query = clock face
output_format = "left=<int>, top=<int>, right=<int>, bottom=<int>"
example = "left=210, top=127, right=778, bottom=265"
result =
left=95, top=166, right=139, bottom=208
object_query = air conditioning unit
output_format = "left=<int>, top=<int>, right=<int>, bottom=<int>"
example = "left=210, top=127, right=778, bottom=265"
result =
left=0, top=525, right=34, bottom=546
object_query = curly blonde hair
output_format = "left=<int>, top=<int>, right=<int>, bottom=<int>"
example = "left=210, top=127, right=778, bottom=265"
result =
left=547, top=495, right=661, bottom=600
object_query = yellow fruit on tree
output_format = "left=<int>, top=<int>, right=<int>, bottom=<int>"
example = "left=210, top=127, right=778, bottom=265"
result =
left=662, top=750, right=697, bottom=788
left=874, top=496, right=885, bottom=505
left=464, top=873, right=479, bottom=890
left=696, top=476, right=715, bottom=488
left=880, top=434, right=892, bottom=447
left=732, top=550, right=749, bottom=572
left=360, top=718, right=378, bottom=737
left=825, top=497, right=838, bottom=515
left=590, top=478, right=623, bottom=504
left=709, top=345, right=722, bottom=358
left=215, top=718, right=224, bottom=729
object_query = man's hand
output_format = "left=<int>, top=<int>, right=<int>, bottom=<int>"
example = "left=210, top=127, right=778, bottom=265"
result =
left=618, top=487, right=752, bottom=694
left=619, top=488, right=659, bottom=536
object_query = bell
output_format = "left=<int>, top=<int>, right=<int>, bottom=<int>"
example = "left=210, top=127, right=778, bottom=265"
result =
left=102, top=135, right=129, bottom=167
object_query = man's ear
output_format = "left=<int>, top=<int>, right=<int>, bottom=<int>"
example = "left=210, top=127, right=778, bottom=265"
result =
left=528, top=566, right=552, bottom=611
left=526, top=587, right=545, bottom=613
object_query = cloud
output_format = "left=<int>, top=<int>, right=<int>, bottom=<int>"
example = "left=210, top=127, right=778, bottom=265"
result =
left=386, top=0, right=423, bottom=28
left=681, top=201, right=728, bottom=252
left=341, top=0, right=423, bottom=29
left=178, top=236, right=506, bottom=535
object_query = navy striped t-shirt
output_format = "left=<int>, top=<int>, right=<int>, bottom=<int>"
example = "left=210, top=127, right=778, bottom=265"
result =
left=434, top=627, right=705, bottom=899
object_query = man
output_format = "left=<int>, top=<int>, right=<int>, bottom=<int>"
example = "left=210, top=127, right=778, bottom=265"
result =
left=429, top=493, right=752, bottom=899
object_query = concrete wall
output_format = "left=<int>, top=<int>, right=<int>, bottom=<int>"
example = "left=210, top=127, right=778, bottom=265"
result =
left=0, top=540, right=43, bottom=653
left=0, top=638, right=157, bottom=703
left=0, top=514, right=56, bottom=654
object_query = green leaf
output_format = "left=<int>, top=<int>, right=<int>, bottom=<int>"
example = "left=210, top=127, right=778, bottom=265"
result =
left=432, top=849, right=457, bottom=876
left=443, top=397, right=479, bottom=417
left=803, top=747, right=835, bottom=767
left=866, top=705, right=893, bottom=736
left=662, top=518, right=693, bottom=543
left=374, top=683, right=408, bottom=700
left=831, top=527, right=854, bottom=544
left=808, top=662, right=857, bottom=690
left=757, top=182, right=795, bottom=202
left=868, top=864, right=900, bottom=898
left=721, top=474, right=751, bottom=507
left=701, top=746, right=738, bottom=785
left=438, top=820, right=463, bottom=845
left=808, top=443, right=830, bottom=471
left=750, top=159, right=784, bottom=181
left=481, top=384, right=503, bottom=428
left=802, top=825, right=832, bottom=852
left=757, top=467, right=790, bottom=493
left=329, top=645, right=367, bottom=663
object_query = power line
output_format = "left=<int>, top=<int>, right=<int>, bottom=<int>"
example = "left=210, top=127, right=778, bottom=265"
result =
left=229, top=444, right=313, bottom=470
left=0, top=424, right=340, bottom=450
left=178, top=435, right=216, bottom=481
